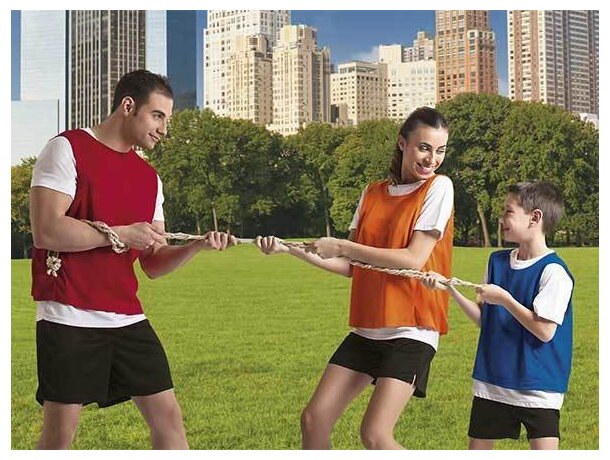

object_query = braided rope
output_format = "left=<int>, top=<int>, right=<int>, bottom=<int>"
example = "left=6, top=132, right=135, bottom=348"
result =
left=164, top=233, right=479, bottom=288
left=46, top=227, right=479, bottom=288
left=82, top=220, right=129, bottom=253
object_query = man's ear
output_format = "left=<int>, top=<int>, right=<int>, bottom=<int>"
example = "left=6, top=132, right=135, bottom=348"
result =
left=122, top=96, right=135, bottom=114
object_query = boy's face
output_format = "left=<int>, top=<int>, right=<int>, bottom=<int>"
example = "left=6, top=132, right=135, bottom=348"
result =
left=500, top=195, right=534, bottom=243
left=124, top=91, right=173, bottom=150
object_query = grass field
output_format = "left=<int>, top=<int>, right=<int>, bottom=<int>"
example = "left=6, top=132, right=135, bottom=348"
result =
left=11, top=247, right=598, bottom=450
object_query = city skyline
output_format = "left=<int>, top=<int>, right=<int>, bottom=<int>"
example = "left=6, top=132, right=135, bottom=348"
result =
left=11, top=10, right=510, bottom=99
left=10, top=8, right=598, bottom=164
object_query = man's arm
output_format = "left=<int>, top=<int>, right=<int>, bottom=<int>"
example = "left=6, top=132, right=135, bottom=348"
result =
left=30, top=186, right=166, bottom=252
left=138, top=221, right=233, bottom=279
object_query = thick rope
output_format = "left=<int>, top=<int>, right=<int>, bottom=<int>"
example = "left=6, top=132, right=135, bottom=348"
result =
left=163, top=233, right=479, bottom=288
left=45, top=226, right=478, bottom=287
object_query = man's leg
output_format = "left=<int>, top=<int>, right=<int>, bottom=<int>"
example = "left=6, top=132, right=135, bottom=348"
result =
left=469, top=437, right=496, bottom=449
left=36, top=401, right=83, bottom=449
left=530, top=437, right=559, bottom=450
left=133, top=389, right=188, bottom=449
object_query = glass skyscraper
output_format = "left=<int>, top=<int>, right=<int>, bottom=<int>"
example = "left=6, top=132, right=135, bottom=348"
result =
left=146, top=10, right=204, bottom=111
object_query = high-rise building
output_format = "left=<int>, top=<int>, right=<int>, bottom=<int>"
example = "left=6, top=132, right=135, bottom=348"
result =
left=330, top=61, right=388, bottom=125
left=20, top=10, right=67, bottom=130
left=227, top=34, right=273, bottom=125
left=269, top=25, right=331, bottom=136
left=69, top=10, right=146, bottom=128
left=12, top=11, right=67, bottom=164
left=146, top=10, right=204, bottom=110
left=379, top=36, right=437, bottom=122
left=508, top=10, right=599, bottom=115
left=203, top=10, right=290, bottom=116
left=404, top=31, right=435, bottom=62
left=435, top=10, right=497, bottom=102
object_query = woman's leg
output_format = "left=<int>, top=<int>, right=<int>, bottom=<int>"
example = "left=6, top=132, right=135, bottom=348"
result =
left=301, top=363, right=373, bottom=449
left=359, top=377, right=415, bottom=450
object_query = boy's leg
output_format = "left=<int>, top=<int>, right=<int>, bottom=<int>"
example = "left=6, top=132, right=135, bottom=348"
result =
left=521, top=406, right=560, bottom=450
left=530, top=437, right=559, bottom=450
left=359, top=377, right=415, bottom=449
left=36, top=401, right=83, bottom=449
left=133, top=389, right=188, bottom=449
left=301, top=363, right=373, bottom=449
left=468, top=397, right=521, bottom=448
left=468, top=437, right=496, bottom=449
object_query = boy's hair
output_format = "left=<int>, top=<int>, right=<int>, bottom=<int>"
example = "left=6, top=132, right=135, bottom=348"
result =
left=507, top=181, right=565, bottom=233
left=111, top=69, right=173, bottom=113
left=389, top=107, right=449, bottom=185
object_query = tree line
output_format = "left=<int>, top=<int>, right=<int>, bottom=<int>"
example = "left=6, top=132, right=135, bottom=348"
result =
left=12, top=93, right=598, bottom=258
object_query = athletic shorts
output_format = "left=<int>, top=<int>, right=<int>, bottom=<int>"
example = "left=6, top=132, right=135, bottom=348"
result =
left=468, top=396, right=561, bottom=440
left=328, top=332, right=436, bottom=397
left=36, top=319, right=174, bottom=408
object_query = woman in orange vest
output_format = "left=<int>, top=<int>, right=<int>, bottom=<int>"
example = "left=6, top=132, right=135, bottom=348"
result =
left=256, top=107, right=454, bottom=449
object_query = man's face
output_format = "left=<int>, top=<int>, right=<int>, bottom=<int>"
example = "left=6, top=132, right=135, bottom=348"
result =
left=126, top=92, right=173, bottom=150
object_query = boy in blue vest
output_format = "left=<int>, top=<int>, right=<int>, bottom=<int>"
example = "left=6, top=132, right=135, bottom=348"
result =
left=423, top=181, right=573, bottom=449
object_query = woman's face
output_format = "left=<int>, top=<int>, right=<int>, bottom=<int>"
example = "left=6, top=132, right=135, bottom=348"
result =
left=398, top=125, right=448, bottom=184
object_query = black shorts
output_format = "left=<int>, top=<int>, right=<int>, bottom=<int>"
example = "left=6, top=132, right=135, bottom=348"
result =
left=328, top=332, right=436, bottom=397
left=468, top=396, right=561, bottom=440
left=36, top=319, right=174, bottom=408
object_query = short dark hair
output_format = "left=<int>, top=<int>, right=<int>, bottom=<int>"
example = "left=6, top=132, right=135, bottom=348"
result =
left=389, top=107, right=449, bottom=184
left=507, top=181, right=565, bottom=233
left=111, top=69, right=173, bottom=113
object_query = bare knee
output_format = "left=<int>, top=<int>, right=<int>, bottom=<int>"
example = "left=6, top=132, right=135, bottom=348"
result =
left=150, top=402, right=184, bottom=434
left=360, top=424, right=393, bottom=450
left=301, top=404, right=331, bottom=435
left=38, top=420, right=79, bottom=449
left=300, top=405, right=317, bottom=434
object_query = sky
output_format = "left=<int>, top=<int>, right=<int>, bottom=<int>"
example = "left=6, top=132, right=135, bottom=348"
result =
left=11, top=9, right=509, bottom=99
left=291, top=10, right=509, bottom=95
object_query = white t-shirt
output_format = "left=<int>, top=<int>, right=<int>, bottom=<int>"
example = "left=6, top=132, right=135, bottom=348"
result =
left=473, top=248, right=574, bottom=409
left=349, top=175, right=454, bottom=350
left=30, top=128, right=165, bottom=328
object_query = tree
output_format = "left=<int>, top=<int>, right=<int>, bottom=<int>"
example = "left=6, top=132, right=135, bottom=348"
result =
left=149, top=109, right=287, bottom=237
left=438, top=93, right=514, bottom=246
left=283, top=123, right=351, bottom=236
left=328, top=119, right=398, bottom=234
left=11, top=157, right=37, bottom=258
left=497, top=102, right=599, bottom=245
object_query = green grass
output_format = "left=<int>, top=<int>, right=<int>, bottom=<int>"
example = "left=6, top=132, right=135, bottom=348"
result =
left=11, top=247, right=598, bottom=449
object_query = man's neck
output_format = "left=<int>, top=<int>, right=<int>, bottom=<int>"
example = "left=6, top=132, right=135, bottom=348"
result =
left=92, top=117, right=133, bottom=153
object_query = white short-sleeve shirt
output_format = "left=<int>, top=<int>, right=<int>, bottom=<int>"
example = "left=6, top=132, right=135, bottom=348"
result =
left=350, top=176, right=454, bottom=350
left=31, top=128, right=165, bottom=327
left=473, top=248, right=574, bottom=409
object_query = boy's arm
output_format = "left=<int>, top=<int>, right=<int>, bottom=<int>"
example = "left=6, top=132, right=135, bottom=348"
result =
left=422, top=272, right=482, bottom=326
left=448, top=285, right=482, bottom=326
left=476, top=284, right=558, bottom=342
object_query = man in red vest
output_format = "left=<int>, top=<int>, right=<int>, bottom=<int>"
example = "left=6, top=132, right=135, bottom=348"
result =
left=29, top=69, right=231, bottom=449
